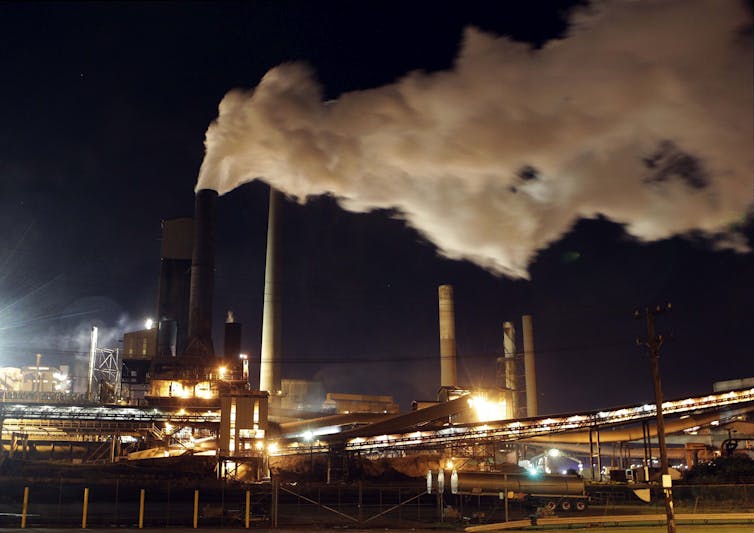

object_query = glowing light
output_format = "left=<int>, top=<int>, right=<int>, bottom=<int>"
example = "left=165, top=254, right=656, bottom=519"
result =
left=267, top=442, right=279, bottom=454
left=302, top=430, right=313, bottom=442
left=445, top=459, right=454, bottom=470
left=254, top=441, right=264, bottom=451
left=52, top=371, right=71, bottom=392
left=145, top=318, right=154, bottom=330
left=164, top=422, right=173, bottom=432
left=239, top=353, right=248, bottom=359
left=548, top=448, right=561, bottom=458
left=218, top=366, right=227, bottom=379
left=469, top=395, right=506, bottom=422
left=196, top=382, right=213, bottom=399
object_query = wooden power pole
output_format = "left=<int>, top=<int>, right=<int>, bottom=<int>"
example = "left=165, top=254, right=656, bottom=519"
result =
left=636, top=303, right=676, bottom=533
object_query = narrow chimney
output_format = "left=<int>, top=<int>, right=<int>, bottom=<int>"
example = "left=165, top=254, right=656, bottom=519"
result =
left=503, top=321, right=520, bottom=418
left=260, top=188, right=282, bottom=402
left=438, top=284, right=458, bottom=388
left=522, top=314, right=538, bottom=417
left=186, top=189, right=217, bottom=357
left=224, top=310, right=242, bottom=362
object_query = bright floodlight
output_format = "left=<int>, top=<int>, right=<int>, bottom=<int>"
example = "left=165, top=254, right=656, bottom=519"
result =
left=548, top=448, right=561, bottom=458
left=145, top=318, right=154, bottom=330
left=218, top=366, right=227, bottom=379
left=470, top=395, right=506, bottom=422
left=303, top=430, right=314, bottom=442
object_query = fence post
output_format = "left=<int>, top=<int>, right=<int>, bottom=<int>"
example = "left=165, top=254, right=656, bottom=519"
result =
left=245, top=489, right=250, bottom=528
left=82, top=487, right=89, bottom=529
left=193, top=490, right=199, bottom=529
left=504, top=474, right=509, bottom=522
left=21, top=486, right=29, bottom=529
left=272, top=478, right=279, bottom=528
left=57, top=477, right=63, bottom=524
left=358, top=481, right=363, bottom=523
left=114, top=477, right=120, bottom=526
left=139, top=488, right=145, bottom=528
left=437, top=487, right=443, bottom=522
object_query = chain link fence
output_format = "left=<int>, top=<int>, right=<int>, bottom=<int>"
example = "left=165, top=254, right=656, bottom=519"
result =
left=2, top=479, right=754, bottom=528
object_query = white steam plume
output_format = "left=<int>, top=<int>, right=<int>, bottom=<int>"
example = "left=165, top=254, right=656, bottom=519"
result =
left=197, top=0, right=753, bottom=278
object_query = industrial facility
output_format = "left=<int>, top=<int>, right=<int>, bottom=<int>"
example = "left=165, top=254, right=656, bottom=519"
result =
left=2, top=185, right=753, bottom=502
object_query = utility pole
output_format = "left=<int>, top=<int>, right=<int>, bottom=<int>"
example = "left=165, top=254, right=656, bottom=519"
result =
left=635, top=304, right=676, bottom=533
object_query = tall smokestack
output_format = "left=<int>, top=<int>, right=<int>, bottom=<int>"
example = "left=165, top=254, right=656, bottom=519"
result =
left=438, top=284, right=458, bottom=388
left=186, top=189, right=217, bottom=357
left=522, top=314, right=538, bottom=417
left=259, top=188, right=282, bottom=402
left=502, top=321, right=520, bottom=418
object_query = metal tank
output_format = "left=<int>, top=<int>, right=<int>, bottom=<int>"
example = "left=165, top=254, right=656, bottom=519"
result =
left=429, top=469, right=588, bottom=512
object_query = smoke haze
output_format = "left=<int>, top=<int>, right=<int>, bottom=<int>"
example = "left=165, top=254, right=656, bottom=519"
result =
left=197, top=0, right=753, bottom=278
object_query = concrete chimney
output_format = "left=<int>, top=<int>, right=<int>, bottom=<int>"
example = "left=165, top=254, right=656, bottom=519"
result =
left=522, top=314, right=538, bottom=417
left=260, top=188, right=282, bottom=402
left=186, top=189, right=217, bottom=357
left=503, top=321, right=520, bottom=418
left=438, top=284, right=458, bottom=388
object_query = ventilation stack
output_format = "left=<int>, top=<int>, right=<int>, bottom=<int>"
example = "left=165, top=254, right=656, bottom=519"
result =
left=156, top=217, right=193, bottom=357
left=185, top=189, right=217, bottom=357
left=438, top=284, right=458, bottom=388
left=502, top=321, right=521, bottom=418
left=522, top=314, right=538, bottom=417
left=260, top=188, right=282, bottom=404
left=224, top=310, right=242, bottom=362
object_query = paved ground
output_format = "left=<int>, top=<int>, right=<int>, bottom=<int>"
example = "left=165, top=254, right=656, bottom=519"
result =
left=1, top=529, right=451, bottom=533
left=3, top=526, right=754, bottom=532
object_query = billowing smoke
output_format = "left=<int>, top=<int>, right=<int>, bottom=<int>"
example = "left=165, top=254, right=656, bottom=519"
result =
left=197, top=0, right=753, bottom=278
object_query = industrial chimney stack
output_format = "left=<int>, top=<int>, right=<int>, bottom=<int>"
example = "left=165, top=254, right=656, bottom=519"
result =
left=260, top=188, right=282, bottom=402
left=186, top=188, right=217, bottom=357
left=522, top=314, right=538, bottom=417
left=438, top=284, right=458, bottom=388
left=502, top=321, right=522, bottom=418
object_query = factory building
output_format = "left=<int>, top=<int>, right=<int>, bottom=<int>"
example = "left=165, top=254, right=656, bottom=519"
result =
left=156, top=217, right=194, bottom=357
left=117, top=182, right=541, bottom=428
left=122, top=328, right=158, bottom=359
left=280, top=379, right=325, bottom=412
left=323, top=392, right=400, bottom=415
left=0, top=365, right=71, bottom=395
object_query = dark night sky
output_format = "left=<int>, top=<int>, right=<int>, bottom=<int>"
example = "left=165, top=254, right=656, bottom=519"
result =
left=0, top=1, right=752, bottom=413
